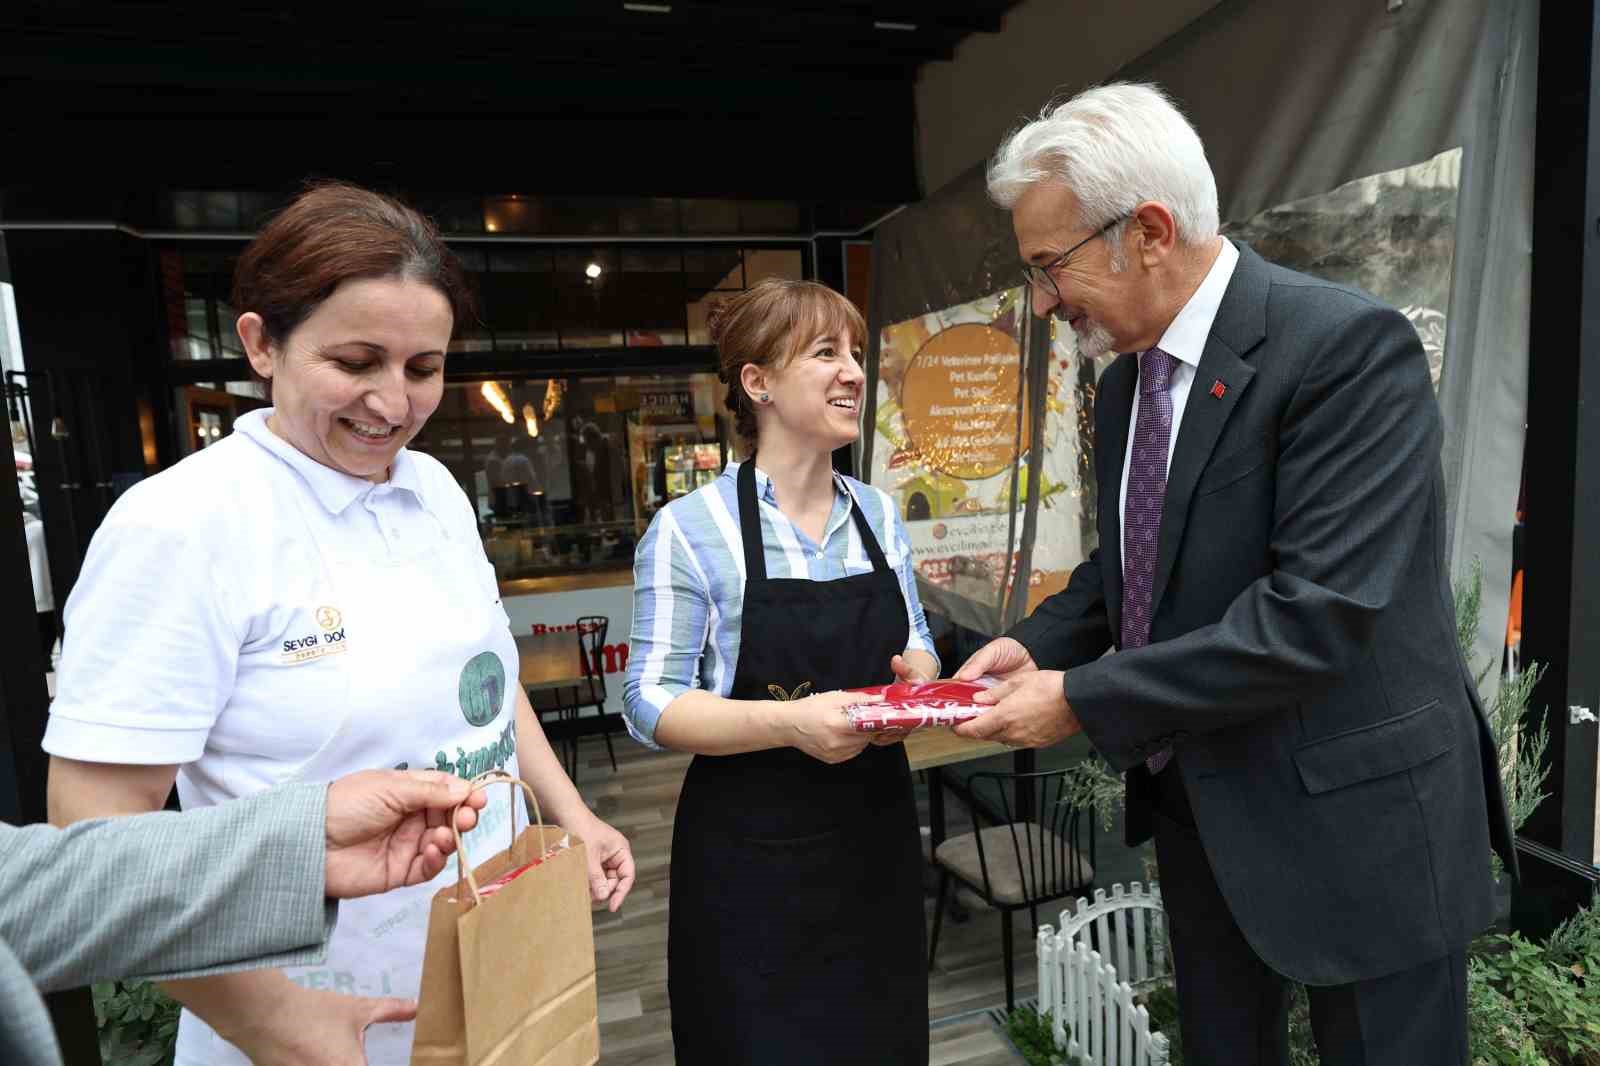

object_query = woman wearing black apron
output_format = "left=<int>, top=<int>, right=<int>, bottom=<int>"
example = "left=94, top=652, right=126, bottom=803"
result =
left=624, top=280, right=939, bottom=1065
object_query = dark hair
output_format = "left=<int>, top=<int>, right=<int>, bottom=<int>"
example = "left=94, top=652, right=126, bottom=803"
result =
left=232, top=181, right=474, bottom=362
left=708, top=278, right=867, bottom=454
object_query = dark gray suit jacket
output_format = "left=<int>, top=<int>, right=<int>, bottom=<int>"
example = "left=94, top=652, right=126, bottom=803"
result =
left=0, top=783, right=338, bottom=1066
left=1009, top=241, right=1516, bottom=986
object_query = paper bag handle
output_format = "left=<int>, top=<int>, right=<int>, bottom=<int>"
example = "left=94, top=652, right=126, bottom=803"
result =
left=451, top=769, right=550, bottom=907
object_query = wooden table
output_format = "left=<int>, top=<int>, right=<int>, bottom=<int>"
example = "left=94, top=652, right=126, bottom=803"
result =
left=904, top=729, right=1011, bottom=772
left=514, top=631, right=624, bottom=772
left=514, top=631, right=586, bottom=692
left=902, top=729, right=1036, bottom=853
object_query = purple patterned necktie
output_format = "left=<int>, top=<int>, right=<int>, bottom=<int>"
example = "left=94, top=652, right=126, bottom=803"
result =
left=1122, top=347, right=1177, bottom=774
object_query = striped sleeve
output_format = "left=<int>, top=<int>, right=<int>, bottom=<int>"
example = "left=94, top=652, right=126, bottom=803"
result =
left=623, top=507, right=711, bottom=750
left=877, top=488, right=939, bottom=671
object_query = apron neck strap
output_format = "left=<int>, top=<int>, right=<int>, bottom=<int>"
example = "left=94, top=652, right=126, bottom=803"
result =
left=846, top=490, right=892, bottom=573
left=736, top=458, right=893, bottom=580
left=736, top=458, right=768, bottom=583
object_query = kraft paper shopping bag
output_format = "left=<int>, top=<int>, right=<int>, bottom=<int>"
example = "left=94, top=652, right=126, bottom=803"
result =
left=411, top=771, right=598, bottom=1066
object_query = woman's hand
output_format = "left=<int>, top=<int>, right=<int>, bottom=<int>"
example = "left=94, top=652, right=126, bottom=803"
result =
left=567, top=812, right=636, bottom=913
left=955, top=636, right=1038, bottom=682
left=889, top=653, right=934, bottom=684
left=218, top=982, right=414, bottom=1066
left=782, top=690, right=882, bottom=764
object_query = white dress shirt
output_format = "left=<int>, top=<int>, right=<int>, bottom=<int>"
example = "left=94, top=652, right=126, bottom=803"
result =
left=1117, top=238, right=1240, bottom=574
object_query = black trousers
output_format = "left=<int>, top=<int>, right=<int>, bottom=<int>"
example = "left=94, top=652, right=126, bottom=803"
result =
left=1150, top=764, right=1468, bottom=1066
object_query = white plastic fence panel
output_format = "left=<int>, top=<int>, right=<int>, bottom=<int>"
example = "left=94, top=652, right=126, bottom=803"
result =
left=1039, top=882, right=1173, bottom=1066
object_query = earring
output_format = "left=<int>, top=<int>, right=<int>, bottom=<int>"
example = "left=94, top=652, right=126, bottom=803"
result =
left=759, top=393, right=770, bottom=403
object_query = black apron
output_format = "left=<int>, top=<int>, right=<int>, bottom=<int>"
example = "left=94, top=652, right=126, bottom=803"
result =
left=667, top=460, right=929, bottom=1065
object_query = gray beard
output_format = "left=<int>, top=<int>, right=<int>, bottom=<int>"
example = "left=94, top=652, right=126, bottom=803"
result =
left=1074, top=319, right=1118, bottom=360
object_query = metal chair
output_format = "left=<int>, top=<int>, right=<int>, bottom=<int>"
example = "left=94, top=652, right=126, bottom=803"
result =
left=573, top=615, right=617, bottom=776
left=928, top=767, right=1097, bottom=1010
left=528, top=682, right=582, bottom=778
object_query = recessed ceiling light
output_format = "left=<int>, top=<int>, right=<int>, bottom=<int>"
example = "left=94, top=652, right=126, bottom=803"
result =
left=874, top=20, right=917, bottom=31
left=585, top=262, right=604, bottom=279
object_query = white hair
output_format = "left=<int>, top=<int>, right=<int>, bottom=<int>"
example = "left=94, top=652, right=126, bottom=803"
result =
left=987, top=82, right=1220, bottom=248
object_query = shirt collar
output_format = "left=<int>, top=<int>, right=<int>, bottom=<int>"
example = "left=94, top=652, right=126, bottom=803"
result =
left=1151, top=237, right=1240, bottom=370
left=721, top=459, right=856, bottom=508
left=233, top=408, right=426, bottom=515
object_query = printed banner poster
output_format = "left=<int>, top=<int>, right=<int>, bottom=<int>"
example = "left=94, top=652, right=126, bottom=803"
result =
left=873, top=287, right=1031, bottom=610
left=874, top=287, right=1110, bottom=619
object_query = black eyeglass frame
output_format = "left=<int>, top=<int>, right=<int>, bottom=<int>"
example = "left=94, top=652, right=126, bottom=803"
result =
left=1019, top=215, right=1128, bottom=300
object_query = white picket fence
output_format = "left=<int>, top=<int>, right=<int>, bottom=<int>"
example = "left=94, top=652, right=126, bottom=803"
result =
left=1036, top=883, right=1172, bottom=1066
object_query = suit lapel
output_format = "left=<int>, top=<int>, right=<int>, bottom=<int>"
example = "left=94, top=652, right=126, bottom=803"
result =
left=1095, top=352, right=1137, bottom=642
left=1149, top=242, right=1269, bottom=618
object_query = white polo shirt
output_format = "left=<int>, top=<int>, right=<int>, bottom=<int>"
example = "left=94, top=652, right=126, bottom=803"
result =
left=43, top=410, right=490, bottom=805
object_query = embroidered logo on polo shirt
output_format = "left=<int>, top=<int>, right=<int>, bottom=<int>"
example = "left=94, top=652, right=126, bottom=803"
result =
left=457, top=651, right=506, bottom=728
left=279, top=604, right=349, bottom=665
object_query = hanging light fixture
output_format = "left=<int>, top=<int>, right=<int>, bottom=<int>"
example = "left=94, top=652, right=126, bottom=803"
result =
left=49, top=415, right=68, bottom=440
left=542, top=378, right=565, bottom=423
left=479, top=381, right=515, bottom=424
left=522, top=402, right=539, bottom=439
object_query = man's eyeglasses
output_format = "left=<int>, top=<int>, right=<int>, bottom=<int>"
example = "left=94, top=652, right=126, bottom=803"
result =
left=1019, top=216, right=1127, bottom=300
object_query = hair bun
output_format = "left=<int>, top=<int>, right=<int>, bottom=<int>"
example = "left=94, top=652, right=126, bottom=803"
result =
left=704, top=297, right=734, bottom=348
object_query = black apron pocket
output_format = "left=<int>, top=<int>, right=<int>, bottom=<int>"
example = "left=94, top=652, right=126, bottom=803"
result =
left=745, top=829, right=862, bottom=979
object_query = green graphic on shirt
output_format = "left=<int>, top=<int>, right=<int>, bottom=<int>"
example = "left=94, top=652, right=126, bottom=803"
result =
left=457, top=651, right=506, bottom=727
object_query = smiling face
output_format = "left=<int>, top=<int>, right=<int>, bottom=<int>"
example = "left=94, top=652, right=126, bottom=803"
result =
left=748, top=326, right=866, bottom=454
left=238, top=276, right=452, bottom=482
left=1013, top=182, right=1155, bottom=358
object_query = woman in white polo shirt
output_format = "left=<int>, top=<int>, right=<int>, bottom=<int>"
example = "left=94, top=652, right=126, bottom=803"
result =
left=43, top=182, right=635, bottom=1066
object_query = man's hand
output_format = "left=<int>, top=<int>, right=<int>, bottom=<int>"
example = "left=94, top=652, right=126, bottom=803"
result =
left=953, top=669, right=1082, bottom=749
left=566, top=813, right=637, bottom=913
left=323, top=770, right=487, bottom=899
left=954, top=636, right=1038, bottom=682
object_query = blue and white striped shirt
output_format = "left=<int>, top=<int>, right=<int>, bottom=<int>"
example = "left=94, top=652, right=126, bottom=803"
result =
left=623, top=461, right=938, bottom=749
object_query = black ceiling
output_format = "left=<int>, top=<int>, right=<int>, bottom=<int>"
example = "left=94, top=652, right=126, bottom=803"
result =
left=1, top=1, right=1021, bottom=211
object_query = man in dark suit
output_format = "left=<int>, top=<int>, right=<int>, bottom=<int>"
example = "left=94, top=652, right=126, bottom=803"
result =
left=954, top=83, right=1514, bottom=1065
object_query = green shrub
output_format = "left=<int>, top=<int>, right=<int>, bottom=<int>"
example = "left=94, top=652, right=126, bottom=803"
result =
left=1545, top=902, right=1600, bottom=977
left=1468, top=928, right=1600, bottom=1066
left=1003, top=1003, right=1082, bottom=1065
left=92, top=980, right=179, bottom=1066
left=1456, top=559, right=1551, bottom=861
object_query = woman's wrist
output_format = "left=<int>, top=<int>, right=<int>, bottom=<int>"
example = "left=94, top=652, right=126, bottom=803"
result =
left=544, top=791, right=595, bottom=831
left=754, top=699, right=795, bottom=749
left=163, top=970, right=296, bottom=1047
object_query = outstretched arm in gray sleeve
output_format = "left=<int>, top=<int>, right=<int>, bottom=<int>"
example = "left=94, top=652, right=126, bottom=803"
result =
left=0, top=782, right=336, bottom=993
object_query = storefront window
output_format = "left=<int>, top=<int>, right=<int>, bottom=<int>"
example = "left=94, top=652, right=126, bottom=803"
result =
left=552, top=249, right=623, bottom=349
left=481, top=249, right=558, bottom=351
left=409, top=371, right=729, bottom=586
left=445, top=243, right=803, bottom=353
left=156, top=234, right=798, bottom=586
left=165, top=247, right=246, bottom=361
